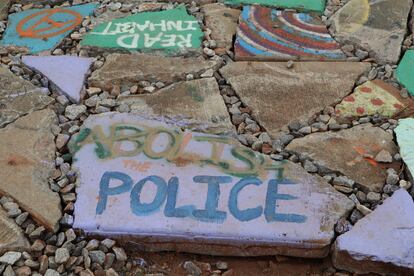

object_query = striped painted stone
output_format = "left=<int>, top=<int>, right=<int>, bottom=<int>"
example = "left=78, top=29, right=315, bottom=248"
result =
left=235, top=6, right=345, bottom=61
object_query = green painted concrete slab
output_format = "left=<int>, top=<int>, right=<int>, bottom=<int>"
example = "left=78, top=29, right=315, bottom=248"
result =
left=225, top=0, right=326, bottom=13
left=81, top=6, right=203, bottom=55
left=397, top=50, right=414, bottom=97
left=395, top=118, right=414, bottom=180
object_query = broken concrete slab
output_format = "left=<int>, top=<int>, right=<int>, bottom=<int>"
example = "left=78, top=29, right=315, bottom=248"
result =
left=330, top=0, right=412, bottom=64
left=118, top=78, right=235, bottom=135
left=202, top=3, right=240, bottom=54
left=22, top=56, right=93, bottom=103
left=0, top=66, right=54, bottom=128
left=0, top=109, right=61, bottom=232
left=334, top=80, right=414, bottom=121
left=81, top=6, right=203, bottom=55
left=0, top=207, right=30, bottom=255
left=333, top=189, right=414, bottom=275
left=88, top=53, right=221, bottom=91
left=225, top=0, right=326, bottom=13
left=220, top=61, right=370, bottom=137
left=286, top=124, right=401, bottom=193
left=395, top=118, right=414, bottom=182
left=397, top=50, right=414, bottom=97
left=0, top=0, right=11, bottom=21
left=69, top=112, right=353, bottom=257
left=0, top=3, right=97, bottom=54
left=235, top=6, right=345, bottom=61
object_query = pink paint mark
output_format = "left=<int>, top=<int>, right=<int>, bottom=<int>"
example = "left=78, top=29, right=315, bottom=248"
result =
left=356, top=107, right=365, bottom=114
left=360, top=86, right=372, bottom=93
left=344, top=95, right=355, bottom=102
left=371, top=98, right=384, bottom=106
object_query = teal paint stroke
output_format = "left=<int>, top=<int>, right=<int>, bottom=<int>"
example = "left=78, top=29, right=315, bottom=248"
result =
left=397, top=50, right=414, bottom=97
left=225, top=0, right=327, bottom=13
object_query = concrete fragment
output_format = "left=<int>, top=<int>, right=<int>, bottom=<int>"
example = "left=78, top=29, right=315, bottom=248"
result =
left=220, top=61, right=370, bottom=137
left=22, top=56, right=93, bottom=103
left=333, top=189, right=414, bottom=275
left=119, top=78, right=234, bottom=135
left=395, top=118, right=414, bottom=182
left=0, top=208, right=30, bottom=255
left=0, top=109, right=61, bottom=231
left=88, top=53, right=221, bottom=91
left=202, top=4, right=240, bottom=54
left=0, top=3, right=97, bottom=54
left=81, top=7, right=203, bottom=55
left=69, top=112, right=353, bottom=257
left=235, top=6, right=345, bottom=61
left=397, top=50, right=414, bottom=96
left=286, top=124, right=401, bottom=192
left=334, top=80, right=414, bottom=121
left=330, top=0, right=412, bottom=64
left=0, top=66, right=53, bottom=128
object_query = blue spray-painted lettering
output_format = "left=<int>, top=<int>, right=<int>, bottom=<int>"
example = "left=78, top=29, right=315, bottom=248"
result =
left=96, top=171, right=133, bottom=215
left=164, top=177, right=195, bottom=218
left=264, top=179, right=307, bottom=223
left=130, top=175, right=168, bottom=216
left=229, top=177, right=263, bottom=221
left=192, top=175, right=232, bottom=223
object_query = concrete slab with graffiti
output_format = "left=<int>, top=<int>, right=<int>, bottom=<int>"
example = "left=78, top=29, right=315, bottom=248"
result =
left=397, top=50, right=414, bottom=97
left=395, top=118, right=414, bottom=181
left=235, top=6, right=345, bottom=61
left=225, top=0, right=326, bottom=13
left=330, top=0, right=412, bottom=64
left=81, top=6, right=203, bottom=55
left=334, top=80, right=414, bottom=121
left=22, top=56, right=93, bottom=103
left=69, top=113, right=353, bottom=257
left=0, top=3, right=97, bottom=54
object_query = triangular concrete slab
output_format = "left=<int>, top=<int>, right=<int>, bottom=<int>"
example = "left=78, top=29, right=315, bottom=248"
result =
left=333, top=189, right=414, bottom=274
left=23, top=56, right=93, bottom=103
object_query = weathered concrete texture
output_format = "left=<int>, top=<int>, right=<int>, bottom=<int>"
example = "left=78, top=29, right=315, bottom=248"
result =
left=0, top=3, right=97, bottom=54
left=397, top=50, right=414, bottom=97
left=202, top=3, right=240, bottom=54
left=0, top=66, right=53, bottom=128
left=0, top=0, right=11, bottom=20
left=286, top=124, right=401, bottom=192
left=23, top=56, right=93, bottom=103
left=235, top=6, right=345, bottom=61
left=225, top=0, right=326, bottom=13
left=330, top=0, right=412, bottom=64
left=395, top=118, right=414, bottom=181
left=334, top=80, right=414, bottom=121
left=220, top=62, right=370, bottom=136
left=333, top=189, right=414, bottom=275
left=119, top=78, right=234, bottom=135
left=81, top=6, right=203, bottom=55
left=0, top=207, right=30, bottom=255
left=0, top=109, right=61, bottom=232
left=88, top=53, right=221, bottom=91
left=70, top=113, right=353, bottom=258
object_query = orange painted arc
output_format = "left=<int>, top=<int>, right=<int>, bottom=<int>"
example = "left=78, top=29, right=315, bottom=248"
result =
left=16, top=8, right=82, bottom=39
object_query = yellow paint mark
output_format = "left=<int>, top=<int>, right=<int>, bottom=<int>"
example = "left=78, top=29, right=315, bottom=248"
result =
left=337, top=0, right=370, bottom=33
